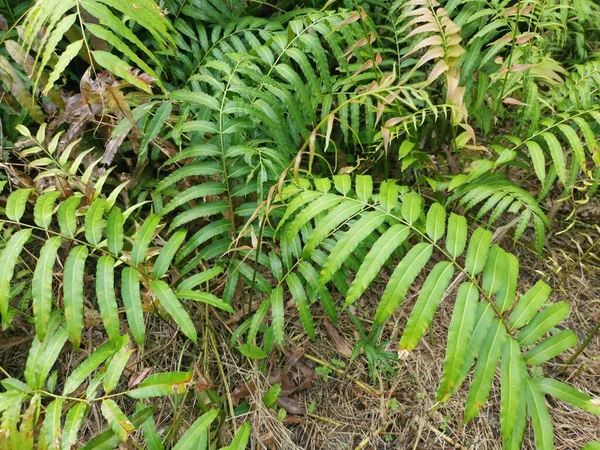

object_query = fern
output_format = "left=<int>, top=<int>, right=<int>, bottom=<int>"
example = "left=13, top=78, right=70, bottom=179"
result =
left=260, top=174, right=600, bottom=448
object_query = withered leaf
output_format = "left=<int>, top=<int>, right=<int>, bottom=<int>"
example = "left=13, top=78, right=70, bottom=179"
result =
left=324, top=318, right=353, bottom=358
left=277, top=396, right=306, bottom=415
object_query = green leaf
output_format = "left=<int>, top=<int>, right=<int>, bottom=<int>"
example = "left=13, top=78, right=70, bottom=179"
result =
left=221, top=421, right=251, bottom=450
left=177, top=290, right=234, bottom=313
left=526, top=378, right=553, bottom=450
left=401, top=191, right=423, bottom=224
left=131, top=214, right=161, bottom=265
left=5, top=189, right=33, bottom=221
left=285, top=194, right=343, bottom=242
left=495, top=252, right=518, bottom=312
left=525, top=141, right=546, bottom=183
left=500, top=338, right=525, bottom=445
left=85, top=197, right=107, bottom=246
left=517, top=301, right=570, bottom=345
left=127, top=371, right=192, bottom=399
left=121, top=267, right=145, bottom=346
left=301, top=201, right=364, bottom=258
left=481, top=244, right=505, bottom=296
left=171, top=90, right=220, bottom=110
left=31, top=325, right=68, bottom=389
left=464, top=318, right=506, bottom=422
left=34, top=191, right=62, bottom=228
left=139, top=404, right=164, bottom=450
left=63, top=340, right=114, bottom=395
left=106, top=208, right=124, bottom=255
left=61, top=402, right=88, bottom=450
left=523, top=330, right=578, bottom=365
left=64, top=246, right=89, bottom=349
left=0, top=56, right=44, bottom=123
left=373, top=243, right=433, bottom=325
left=152, top=229, right=186, bottom=277
left=399, top=261, right=454, bottom=352
left=465, top=227, right=493, bottom=276
left=286, top=273, right=314, bottom=338
left=44, top=398, right=65, bottom=448
left=43, top=39, right=84, bottom=94
left=150, top=280, right=197, bottom=343
left=534, top=378, right=600, bottom=414
left=426, top=203, right=446, bottom=242
left=104, top=337, right=133, bottom=394
left=57, top=195, right=82, bottom=238
left=558, top=124, right=585, bottom=169
left=176, top=267, right=224, bottom=292
left=101, top=399, right=134, bottom=442
left=355, top=175, right=373, bottom=202
left=379, top=180, right=398, bottom=212
left=96, top=256, right=120, bottom=342
left=163, top=183, right=226, bottom=215
left=333, top=174, right=351, bottom=195
left=271, top=286, right=285, bottom=345
left=445, top=213, right=467, bottom=258
left=172, top=409, right=219, bottom=450
left=346, top=224, right=410, bottom=305
left=81, top=406, right=154, bottom=450
left=237, top=343, right=268, bottom=359
left=508, top=280, right=551, bottom=330
left=319, top=210, right=387, bottom=286
left=92, top=51, right=153, bottom=93
left=0, top=229, right=32, bottom=323
left=437, top=282, right=478, bottom=402
left=32, top=236, right=62, bottom=341
left=541, top=131, right=567, bottom=185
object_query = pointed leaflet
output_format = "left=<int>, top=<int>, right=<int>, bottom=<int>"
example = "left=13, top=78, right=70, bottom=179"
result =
left=500, top=338, right=526, bottom=445
left=301, top=201, right=363, bottom=258
left=44, top=398, right=65, bottom=448
left=355, top=175, right=373, bottom=202
left=152, top=229, right=186, bottom=277
left=172, top=409, right=219, bottom=450
left=32, top=236, right=62, bottom=341
left=162, top=183, right=226, bottom=215
left=517, top=301, right=570, bottom=345
left=445, top=213, right=467, bottom=258
left=373, top=243, right=433, bottom=325
left=176, top=267, right=224, bottom=292
left=399, top=262, right=455, bottom=352
left=526, top=378, right=554, bottom=450
left=150, top=280, right=197, bottom=342
left=523, top=330, right=578, bottom=365
left=0, top=229, right=32, bottom=323
left=222, top=421, right=251, bottom=450
left=43, top=39, right=84, bottom=94
left=104, top=336, right=133, bottom=394
left=319, top=210, right=387, bottom=286
left=379, top=180, right=398, bottom=212
left=63, top=340, right=115, bottom=394
left=437, top=282, right=478, bottom=402
left=346, top=224, right=410, bottom=305
left=465, top=227, right=493, bottom=276
left=85, top=197, right=107, bottom=246
left=96, top=256, right=120, bottom=342
left=286, top=273, right=314, bottom=339
left=285, top=194, right=343, bottom=241
left=81, top=406, right=154, bottom=450
left=121, top=267, right=145, bottom=346
left=57, top=195, right=81, bottom=238
left=34, top=191, right=61, bottom=228
left=31, top=326, right=68, bottom=389
left=107, top=208, right=124, bottom=255
left=482, top=244, right=505, bottom=296
left=271, top=286, right=285, bottom=345
left=131, top=214, right=161, bottom=265
left=509, top=280, right=551, bottom=329
left=333, top=174, right=351, bottom=195
left=140, top=102, right=173, bottom=161
left=541, top=132, right=567, bottom=185
left=127, top=371, right=192, bottom=398
left=139, top=403, right=164, bottom=450
left=426, top=203, right=446, bottom=242
left=5, top=189, right=33, bottom=221
left=525, top=141, right=546, bottom=183
left=496, top=252, right=518, bottom=312
left=558, top=124, right=585, bottom=169
left=61, top=402, right=88, bottom=450
left=177, top=290, right=234, bottom=313
left=238, top=343, right=268, bottom=359
left=101, top=399, right=134, bottom=442
left=535, top=378, right=600, bottom=415
left=247, top=298, right=271, bottom=343
left=401, top=191, right=423, bottom=224
left=64, top=246, right=89, bottom=348
left=92, top=51, right=152, bottom=93
left=464, top=318, right=506, bottom=422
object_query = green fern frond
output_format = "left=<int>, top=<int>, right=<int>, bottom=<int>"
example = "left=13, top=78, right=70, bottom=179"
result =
left=268, top=174, right=599, bottom=449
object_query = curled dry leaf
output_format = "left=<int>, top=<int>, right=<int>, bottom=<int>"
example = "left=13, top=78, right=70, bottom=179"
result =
left=277, top=396, right=306, bottom=415
left=324, top=318, right=353, bottom=358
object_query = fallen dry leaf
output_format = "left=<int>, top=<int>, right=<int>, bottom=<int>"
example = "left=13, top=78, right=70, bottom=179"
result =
left=324, top=318, right=353, bottom=358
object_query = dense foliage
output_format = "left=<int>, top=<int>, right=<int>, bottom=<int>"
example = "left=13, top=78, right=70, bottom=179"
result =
left=0, top=0, right=599, bottom=448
